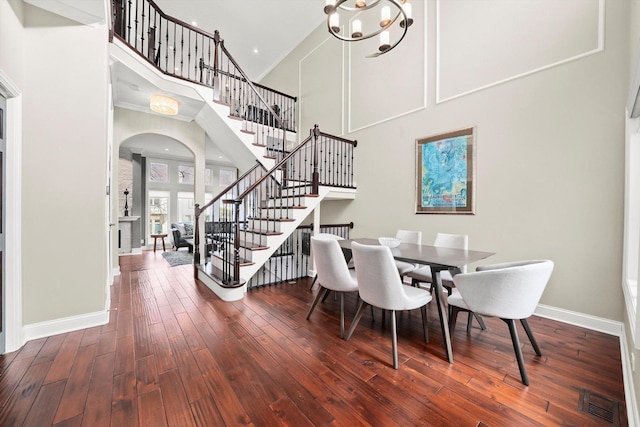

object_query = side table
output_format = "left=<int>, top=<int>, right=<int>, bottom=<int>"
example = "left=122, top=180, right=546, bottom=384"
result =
left=151, top=233, right=167, bottom=252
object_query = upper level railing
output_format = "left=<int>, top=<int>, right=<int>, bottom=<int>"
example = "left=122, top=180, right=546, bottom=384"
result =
left=194, top=125, right=357, bottom=287
left=110, top=0, right=297, bottom=141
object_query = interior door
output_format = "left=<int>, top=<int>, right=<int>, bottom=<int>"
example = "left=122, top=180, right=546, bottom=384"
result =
left=0, top=95, right=7, bottom=353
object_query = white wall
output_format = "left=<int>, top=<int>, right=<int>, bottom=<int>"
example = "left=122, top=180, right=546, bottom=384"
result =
left=262, top=0, right=628, bottom=321
left=20, top=4, right=109, bottom=325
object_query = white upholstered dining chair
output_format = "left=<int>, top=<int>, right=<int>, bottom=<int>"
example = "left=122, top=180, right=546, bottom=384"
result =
left=308, top=233, right=345, bottom=290
left=345, top=242, right=432, bottom=369
left=448, top=260, right=554, bottom=385
left=306, top=236, right=359, bottom=338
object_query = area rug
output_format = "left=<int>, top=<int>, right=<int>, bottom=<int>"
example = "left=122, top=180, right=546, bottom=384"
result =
left=161, top=250, right=193, bottom=267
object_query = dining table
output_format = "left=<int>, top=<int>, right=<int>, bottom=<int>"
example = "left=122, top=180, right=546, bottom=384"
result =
left=338, top=238, right=495, bottom=363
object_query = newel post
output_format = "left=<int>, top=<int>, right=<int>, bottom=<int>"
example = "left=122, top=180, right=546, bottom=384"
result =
left=232, top=200, right=242, bottom=285
left=193, top=203, right=201, bottom=279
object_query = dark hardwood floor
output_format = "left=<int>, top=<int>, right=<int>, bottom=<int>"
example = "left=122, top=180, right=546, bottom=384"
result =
left=0, top=250, right=627, bottom=426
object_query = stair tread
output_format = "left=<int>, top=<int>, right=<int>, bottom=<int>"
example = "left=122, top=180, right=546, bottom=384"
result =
left=243, top=229, right=283, bottom=236
left=248, top=217, right=294, bottom=222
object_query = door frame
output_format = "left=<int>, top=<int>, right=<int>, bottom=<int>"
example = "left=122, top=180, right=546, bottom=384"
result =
left=0, top=71, right=23, bottom=353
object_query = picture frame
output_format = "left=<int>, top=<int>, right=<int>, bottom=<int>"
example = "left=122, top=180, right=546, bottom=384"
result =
left=415, top=127, right=476, bottom=214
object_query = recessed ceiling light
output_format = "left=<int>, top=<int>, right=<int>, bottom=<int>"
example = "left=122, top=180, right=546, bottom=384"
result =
left=191, top=21, right=197, bottom=26
left=253, top=48, right=259, bottom=54
left=165, top=148, right=169, bottom=151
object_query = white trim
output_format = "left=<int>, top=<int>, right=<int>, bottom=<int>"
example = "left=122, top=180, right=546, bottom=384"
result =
left=112, top=266, right=121, bottom=276
left=435, top=0, right=605, bottom=104
left=620, top=324, right=640, bottom=427
left=535, top=303, right=622, bottom=336
left=0, top=70, right=23, bottom=353
left=23, top=310, right=110, bottom=342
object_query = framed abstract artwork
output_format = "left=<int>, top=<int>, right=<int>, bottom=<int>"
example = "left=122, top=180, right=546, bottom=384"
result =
left=415, top=127, right=476, bottom=214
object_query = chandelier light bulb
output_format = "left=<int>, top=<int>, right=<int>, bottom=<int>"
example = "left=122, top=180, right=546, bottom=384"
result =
left=351, top=19, right=363, bottom=38
left=380, top=5, right=391, bottom=27
left=379, top=30, right=390, bottom=52
left=330, top=12, right=340, bottom=33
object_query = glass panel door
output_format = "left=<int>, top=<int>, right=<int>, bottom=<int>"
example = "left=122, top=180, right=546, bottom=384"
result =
left=148, top=190, right=169, bottom=240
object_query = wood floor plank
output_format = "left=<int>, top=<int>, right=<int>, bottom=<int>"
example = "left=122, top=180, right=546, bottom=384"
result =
left=54, top=344, right=96, bottom=423
left=157, top=369, right=197, bottom=427
left=137, top=389, right=168, bottom=427
left=111, top=371, right=138, bottom=427
left=22, top=379, right=66, bottom=427
left=44, top=331, right=84, bottom=385
left=81, top=352, right=115, bottom=427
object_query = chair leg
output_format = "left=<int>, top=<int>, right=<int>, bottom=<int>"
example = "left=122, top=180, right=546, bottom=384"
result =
left=306, top=286, right=328, bottom=320
left=520, top=318, right=542, bottom=356
left=420, top=305, right=429, bottom=343
left=503, top=318, right=529, bottom=386
left=309, top=275, right=317, bottom=291
left=345, top=300, right=368, bottom=341
left=474, top=313, right=487, bottom=330
left=339, top=292, right=345, bottom=339
left=391, top=310, right=398, bottom=369
left=448, top=306, right=462, bottom=334
left=322, top=289, right=331, bottom=303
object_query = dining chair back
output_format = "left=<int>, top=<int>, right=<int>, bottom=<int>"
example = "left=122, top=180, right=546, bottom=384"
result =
left=449, top=259, right=554, bottom=385
left=306, top=236, right=359, bottom=338
left=394, top=229, right=422, bottom=278
left=345, top=242, right=432, bottom=369
left=309, top=233, right=346, bottom=290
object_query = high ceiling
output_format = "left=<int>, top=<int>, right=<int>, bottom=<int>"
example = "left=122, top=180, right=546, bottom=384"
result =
left=26, top=0, right=328, bottom=162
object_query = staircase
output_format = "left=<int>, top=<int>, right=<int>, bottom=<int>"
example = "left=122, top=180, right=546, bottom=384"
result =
left=109, top=0, right=357, bottom=301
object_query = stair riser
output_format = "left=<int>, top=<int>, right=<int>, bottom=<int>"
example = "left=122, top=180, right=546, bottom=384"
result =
left=248, top=219, right=283, bottom=232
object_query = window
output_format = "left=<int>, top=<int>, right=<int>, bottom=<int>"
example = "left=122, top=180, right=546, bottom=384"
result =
left=177, top=192, right=194, bottom=223
left=148, top=190, right=169, bottom=237
left=220, top=169, right=235, bottom=187
left=149, top=162, right=168, bottom=182
left=178, top=165, right=194, bottom=184
left=205, top=168, right=212, bottom=185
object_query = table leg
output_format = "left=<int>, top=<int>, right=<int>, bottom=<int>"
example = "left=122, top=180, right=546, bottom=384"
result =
left=431, top=267, right=454, bottom=363
left=153, top=237, right=158, bottom=253
left=162, top=237, right=166, bottom=252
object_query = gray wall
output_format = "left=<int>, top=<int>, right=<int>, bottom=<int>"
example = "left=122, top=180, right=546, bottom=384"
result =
left=262, top=0, right=628, bottom=321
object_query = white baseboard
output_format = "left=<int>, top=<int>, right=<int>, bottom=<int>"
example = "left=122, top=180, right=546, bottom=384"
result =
left=23, top=310, right=110, bottom=343
left=535, top=304, right=623, bottom=335
left=112, top=266, right=121, bottom=276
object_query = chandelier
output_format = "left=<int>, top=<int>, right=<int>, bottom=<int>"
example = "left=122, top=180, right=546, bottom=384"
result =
left=324, top=0, right=413, bottom=57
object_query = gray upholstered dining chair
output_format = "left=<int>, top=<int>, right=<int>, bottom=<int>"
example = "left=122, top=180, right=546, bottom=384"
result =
left=306, top=236, right=359, bottom=338
left=448, top=260, right=554, bottom=385
left=345, top=242, right=432, bottom=369
left=394, top=229, right=422, bottom=280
